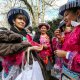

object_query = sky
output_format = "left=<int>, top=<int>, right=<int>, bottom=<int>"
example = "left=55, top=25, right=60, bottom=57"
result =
left=44, top=0, right=76, bottom=21
left=0, top=0, right=75, bottom=22
left=44, top=0, right=68, bottom=21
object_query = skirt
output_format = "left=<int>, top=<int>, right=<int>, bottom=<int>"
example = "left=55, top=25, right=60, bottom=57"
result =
left=61, top=65, right=80, bottom=80
left=2, top=65, right=20, bottom=80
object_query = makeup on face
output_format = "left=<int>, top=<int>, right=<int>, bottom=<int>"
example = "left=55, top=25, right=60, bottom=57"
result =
left=16, top=15, right=27, bottom=23
left=13, top=14, right=27, bottom=30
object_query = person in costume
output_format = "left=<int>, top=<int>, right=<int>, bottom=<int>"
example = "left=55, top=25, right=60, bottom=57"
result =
left=6, top=8, right=48, bottom=80
left=0, top=8, right=32, bottom=80
left=33, top=23, right=54, bottom=79
left=37, top=23, right=52, bottom=65
left=54, top=1, right=80, bottom=80
left=0, top=28, right=31, bottom=80
left=51, top=22, right=65, bottom=79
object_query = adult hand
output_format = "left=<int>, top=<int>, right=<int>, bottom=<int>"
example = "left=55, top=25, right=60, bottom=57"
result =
left=33, top=45, right=43, bottom=51
left=54, top=50, right=67, bottom=58
left=26, top=45, right=43, bottom=52
left=43, top=44, right=48, bottom=49
left=22, top=40, right=31, bottom=46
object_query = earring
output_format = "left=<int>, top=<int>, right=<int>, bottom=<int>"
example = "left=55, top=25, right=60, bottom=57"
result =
left=13, top=23, right=16, bottom=26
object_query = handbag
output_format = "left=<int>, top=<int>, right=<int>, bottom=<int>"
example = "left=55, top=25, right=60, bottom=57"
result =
left=15, top=48, right=44, bottom=80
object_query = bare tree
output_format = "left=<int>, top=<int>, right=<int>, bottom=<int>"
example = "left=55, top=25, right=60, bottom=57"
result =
left=0, top=0, right=26, bottom=28
left=0, top=0, right=61, bottom=28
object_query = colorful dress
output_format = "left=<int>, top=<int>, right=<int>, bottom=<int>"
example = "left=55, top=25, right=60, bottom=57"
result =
left=0, top=29, right=30, bottom=80
left=52, top=37, right=62, bottom=66
left=38, top=35, right=52, bottom=65
left=61, top=25, right=80, bottom=80
left=2, top=51, right=24, bottom=80
left=51, top=37, right=62, bottom=79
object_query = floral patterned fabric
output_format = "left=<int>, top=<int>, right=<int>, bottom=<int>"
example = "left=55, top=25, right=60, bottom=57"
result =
left=38, top=35, right=52, bottom=64
left=51, top=37, right=62, bottom=79
left=52, top=37, right=62, bottom=68
left=62, top=25, right=80, bottom=73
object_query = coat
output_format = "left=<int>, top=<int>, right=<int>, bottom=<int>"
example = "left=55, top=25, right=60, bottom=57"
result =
left=0, top=28, right=31, bottom=73
left=62, top=25, right=80, bottom=73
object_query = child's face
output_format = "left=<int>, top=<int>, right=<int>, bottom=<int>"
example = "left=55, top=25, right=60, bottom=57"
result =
left=40, top=26, right=47, bottom=34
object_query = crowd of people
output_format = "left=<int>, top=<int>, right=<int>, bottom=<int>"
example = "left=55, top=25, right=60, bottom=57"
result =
left=0, top=0, right=79, bottom=80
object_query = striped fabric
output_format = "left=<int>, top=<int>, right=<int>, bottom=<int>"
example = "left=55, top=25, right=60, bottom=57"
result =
left=61, top=65, right=80, bottom=80
left=7, top=8, right=30, bottom=27
left=59, top=0, right=80, bottom=16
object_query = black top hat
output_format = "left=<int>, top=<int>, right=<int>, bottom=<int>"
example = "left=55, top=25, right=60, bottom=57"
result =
left=7, top=8, right=30, bottom=27
left=59, top=0, right=80, bottom=16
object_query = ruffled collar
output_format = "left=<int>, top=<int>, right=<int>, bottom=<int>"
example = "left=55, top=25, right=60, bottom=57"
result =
left=71, top=21, right=80, bottom=27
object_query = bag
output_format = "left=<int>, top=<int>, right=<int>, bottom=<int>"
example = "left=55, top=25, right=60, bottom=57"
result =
left=15, top=65, right=33, bottom=80
left=61, top=65, right=80, bottom=80
left=31, top=60, right=44, bottom=80
left=15, top=48, right=44, bottom=80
